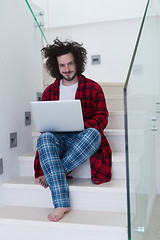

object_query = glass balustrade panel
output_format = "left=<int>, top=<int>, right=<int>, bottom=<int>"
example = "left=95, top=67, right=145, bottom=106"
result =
left=124, top=0, right=160, bottom=239
left=25, top=0, right=48, bottom=45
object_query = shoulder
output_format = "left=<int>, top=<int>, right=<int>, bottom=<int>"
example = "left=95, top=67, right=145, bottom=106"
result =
left=42, top=79, right=60, bottom=100
left=43, top=79, right=59, bottom=93
left=82, top=76, right=103, bottom=92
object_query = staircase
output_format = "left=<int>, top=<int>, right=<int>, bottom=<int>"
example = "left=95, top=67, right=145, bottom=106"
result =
left=0, top=83, right=128, bottom=240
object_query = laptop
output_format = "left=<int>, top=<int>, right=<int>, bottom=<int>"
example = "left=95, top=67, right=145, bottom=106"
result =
left=30, top=100, right=84, bottom=132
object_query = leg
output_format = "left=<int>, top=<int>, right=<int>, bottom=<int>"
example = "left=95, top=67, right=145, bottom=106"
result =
left=62, top=128, right=101, bottom=174
left=37, top=128, right=101, bottom=221
left=46, top=128, right=101, bottom=221
left=37, top=132, right=71, bottom=221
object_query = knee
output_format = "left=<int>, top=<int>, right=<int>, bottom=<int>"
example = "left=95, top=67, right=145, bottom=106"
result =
left=37, top=132, right=52, bottom=141
left=37, top=132, right=56, bottom=147
left=86, top=128, right=101, bottom=144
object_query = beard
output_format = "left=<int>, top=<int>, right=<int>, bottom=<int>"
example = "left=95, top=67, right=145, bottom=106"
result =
left=61, top=71, right=77, bottom=81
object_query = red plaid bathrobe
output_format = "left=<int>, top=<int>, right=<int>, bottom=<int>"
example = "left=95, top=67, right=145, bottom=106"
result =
left=34, top=74, right=112, bottom=184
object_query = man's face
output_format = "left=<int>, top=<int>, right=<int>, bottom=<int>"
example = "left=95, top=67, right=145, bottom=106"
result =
left=57, top=52, right=77, bottom=81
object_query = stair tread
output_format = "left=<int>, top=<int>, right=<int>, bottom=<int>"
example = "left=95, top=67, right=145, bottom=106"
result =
left=0, top=205, right=127, bottom=232
left=109, top=111, right=124, bottom=115
left=106, top=95, right=123, bottom=99
left=3, top=177, right=126, bottom=193
left=104, top=129, right=125, bottom=135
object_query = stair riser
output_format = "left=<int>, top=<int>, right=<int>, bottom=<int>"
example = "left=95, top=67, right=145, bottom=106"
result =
left=112, top=162, right=126, bottom=180
left=108, top=114, right=124, bottom=129
left=106, top=135, right=125, bottom=153
left=102, top=85, right=124, bottom=97
left=19, top=158, right=126, bottom=180
left=107, top=98, right=124, bottom=112
left=0, top=223, right=127, bottom=240
left=3, top=188, right=127, bottom=213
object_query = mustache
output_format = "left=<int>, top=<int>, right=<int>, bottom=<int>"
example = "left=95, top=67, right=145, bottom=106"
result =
left=63, top=71, right=73, bottom=74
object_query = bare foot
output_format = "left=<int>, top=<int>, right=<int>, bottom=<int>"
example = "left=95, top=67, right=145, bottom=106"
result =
left=48, top=207, right=71, bottom=222
left=36, top=176, right=48, bottom=189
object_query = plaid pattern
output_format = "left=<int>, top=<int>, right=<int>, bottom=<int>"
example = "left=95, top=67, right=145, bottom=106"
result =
left=37, top=128, right=101, bottom=208
left=34, top=74, right=112, bottom=184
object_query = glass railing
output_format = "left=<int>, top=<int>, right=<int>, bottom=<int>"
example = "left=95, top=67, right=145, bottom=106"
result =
left=124, top=0, right=160, bottom=239
left=25, top=0, right=49, bottom=45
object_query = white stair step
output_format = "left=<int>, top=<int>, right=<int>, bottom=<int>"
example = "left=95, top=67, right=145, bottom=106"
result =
left=108, top=111, right=124, bottom=129
left=3, top=177, right=127, bottom=213
left=19, top=152, right=35, bottom=177
left=19, top=152, right=126, bottom=180
left=104, top=129, right=125, bottom=152
left=105, top=129, right=125, bottom=136
left=112, top=152, right=126, bottom=180
left=106, top=96, right=124, bottom=112
left=0, top=206, right=127, bottom=240
left=100, top=82, right=124, bottom=97
left=32, top=128, right=125, bottom=153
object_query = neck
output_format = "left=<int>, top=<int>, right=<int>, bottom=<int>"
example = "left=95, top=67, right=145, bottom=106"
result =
left=62, top=75, right=79, bottom=86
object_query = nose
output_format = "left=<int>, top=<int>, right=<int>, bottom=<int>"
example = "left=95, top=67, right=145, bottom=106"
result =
left=64, top=64, right=70, bottom=72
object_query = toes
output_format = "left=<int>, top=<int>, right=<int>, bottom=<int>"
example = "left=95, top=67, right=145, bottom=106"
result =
left=43, top=182, right=48, bottom=188
left=48, top=214, right=60, bottom=222
left=40, top=180, right=48, bottom=188
left=47, top=214, right=54, bottom=221
left=36, top=177, right=48, bottom=189
left=47, top=208, right=71, bottom=222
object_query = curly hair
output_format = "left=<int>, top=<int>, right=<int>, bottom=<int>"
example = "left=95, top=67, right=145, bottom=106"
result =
left=41, top=38, right=87, bottom=79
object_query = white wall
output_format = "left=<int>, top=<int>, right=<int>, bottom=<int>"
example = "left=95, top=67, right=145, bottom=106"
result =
left=0, top=0, right=43, bottom=205
left=44, top=18, right=141, bottom=83
left=31, top=0, right=149, bottom=83
left=32, top=0, right=148, bottom=28
left=49, top=0, right=148, bottom=28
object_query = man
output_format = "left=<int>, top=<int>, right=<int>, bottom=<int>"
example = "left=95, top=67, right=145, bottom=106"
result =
left=34, top=38, right=112, bottom=222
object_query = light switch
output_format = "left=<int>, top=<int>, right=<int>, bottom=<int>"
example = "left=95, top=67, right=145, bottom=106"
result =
left=10, top=132, right=17, bottom=148
left=25, top=111, right=31, bottom=125
left=37, top=92, right=42, bottom=101
left=91, top=55, right=101, bottom=65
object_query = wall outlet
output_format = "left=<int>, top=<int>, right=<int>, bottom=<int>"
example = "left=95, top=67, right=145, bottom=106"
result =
left=10, top=132, right=17, bottom=148
left=25, top=111, right=31, bottom=125
left=0, top=158, right=3, bottom=175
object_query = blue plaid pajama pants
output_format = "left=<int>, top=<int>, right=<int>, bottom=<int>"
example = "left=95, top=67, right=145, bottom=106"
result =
left=37, top=128, right=101, bottom=208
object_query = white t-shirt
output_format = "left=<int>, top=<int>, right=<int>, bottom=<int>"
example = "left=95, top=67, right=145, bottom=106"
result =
left=59, top=80, right=78, bottom=100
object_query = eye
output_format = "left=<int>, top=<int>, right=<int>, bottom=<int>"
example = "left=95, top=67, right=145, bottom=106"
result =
left=68, top=62, right=73, bottom=66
